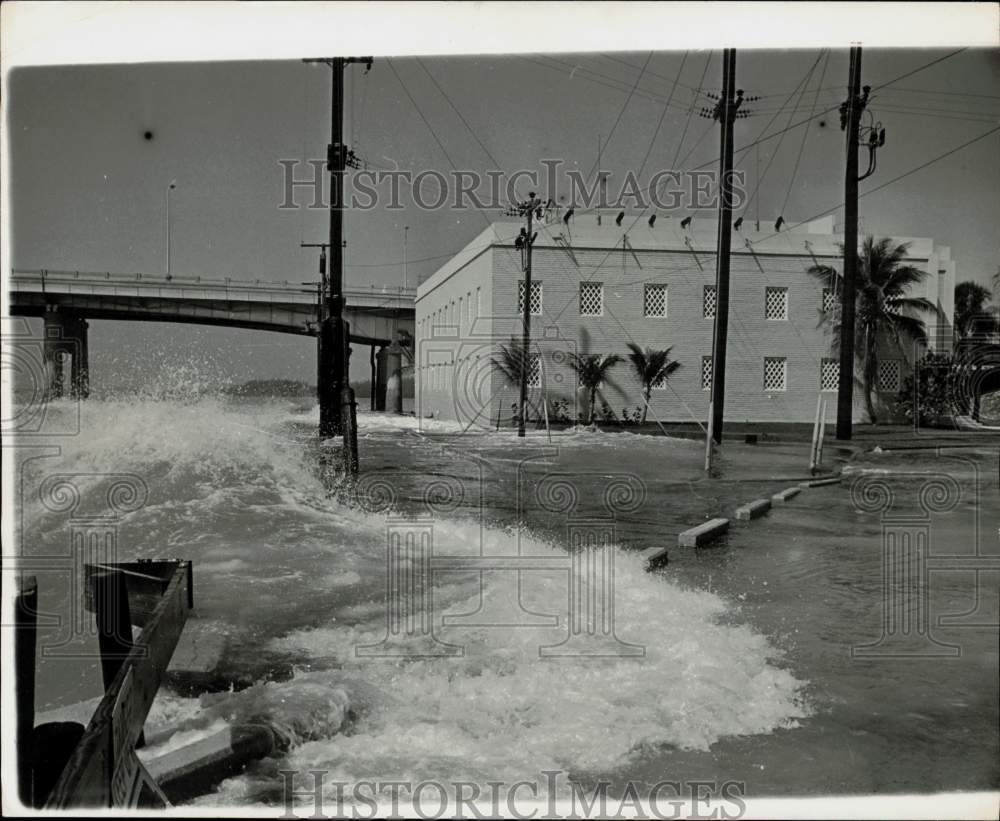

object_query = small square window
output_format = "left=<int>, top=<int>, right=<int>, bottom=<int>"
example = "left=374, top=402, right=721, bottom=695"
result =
left=701, top=356, right=713, bottom=391
left=820, top=358, right=839, bottom=391
left=644, top=284, right=667, bottom=318
left=822, top=288, right=836, bottom=314
left=763, top=357, right=787, bottom=392
left=765, top=287, right=788, bottom=321
left=518, top=281, right=543, bottom=316
left=580, top=282, right=604, bottom=316
left=703, top=285, right=717, bottom=319
left=879, top=359, right=901, bottom=392
left=528, top=354, right=542, bottom=388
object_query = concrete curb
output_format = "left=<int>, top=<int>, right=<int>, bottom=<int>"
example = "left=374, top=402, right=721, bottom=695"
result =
left=735, top=499, right=771, bottom=521
left=799, top=475, right=842, bottom=488
left=142, top=723, right=275, bottom=800
left=642, top=547, right=670, bottom=569
left=644, top=467, right=846, bottom=570
left=678, top=518, right=730, bottom=547
left=771, top=486, right=801, bottom=505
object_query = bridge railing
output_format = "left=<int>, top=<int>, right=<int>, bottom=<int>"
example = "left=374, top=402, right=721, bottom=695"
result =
left=11, top=269, right=416, bottom=301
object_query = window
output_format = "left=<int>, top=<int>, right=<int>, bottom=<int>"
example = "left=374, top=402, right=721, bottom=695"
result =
left=701, top=356, right=713, bottom=391
left=528, top=354, right=542, bottom=388
left=879, top=359, right=901, bottom=392
left=518, top=280, right=543, bottom=316
left=644, top=284, right=667, bottom=318
left=763, top=357, right=787, bottom=391
left=884, top=299, right=902, bottom=316
left=703, top=285, right=717, bottom=319
left=580, top=282, right=604, bottom=316
left=820, top=358, right=839, bottom=391
left=765, top=287, right=788, bottom=321
left=822, top=288, right=836, bottom=314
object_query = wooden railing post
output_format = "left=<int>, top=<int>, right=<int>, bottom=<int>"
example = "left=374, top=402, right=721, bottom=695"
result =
left=16, top=576, right=39, bottom=807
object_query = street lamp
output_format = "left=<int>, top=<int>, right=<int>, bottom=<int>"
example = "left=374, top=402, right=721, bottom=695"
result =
left=403, top=225, right=409, bottom=292
left=165, top=180, right=177, bottom=279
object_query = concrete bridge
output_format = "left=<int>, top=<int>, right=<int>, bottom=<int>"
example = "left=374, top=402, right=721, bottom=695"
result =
left=9, top=269, right=414, bottom=402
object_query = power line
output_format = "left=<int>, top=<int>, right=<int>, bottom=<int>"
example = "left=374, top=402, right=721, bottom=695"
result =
left=746, top=123, right=1000, bottom=246
left=598, top=52, right=714, bottom=97
left=671, top=52, right=714, bottom=168
left=581, top=52, right=654, bottom=187
left=739, top=50, right=826, bottom=220
left=871, top=47, right=969, bottom=91
left=781, top=49, right=831, bottom=218
left=522, top=54, right=690, bottom=113
left=416, top=58, right=507, bottom=171
left=635, top=51, right=689, bottom=179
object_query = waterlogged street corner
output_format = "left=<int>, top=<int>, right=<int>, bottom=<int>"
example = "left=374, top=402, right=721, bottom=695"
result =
left=3, top=5, right=999, bottom=818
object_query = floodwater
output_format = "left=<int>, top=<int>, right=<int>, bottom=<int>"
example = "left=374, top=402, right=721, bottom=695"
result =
left=14, top=394, right=998, bottom=804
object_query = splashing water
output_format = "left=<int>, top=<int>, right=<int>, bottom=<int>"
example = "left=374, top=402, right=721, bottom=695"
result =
left=16, top=392, right=808, bottom=806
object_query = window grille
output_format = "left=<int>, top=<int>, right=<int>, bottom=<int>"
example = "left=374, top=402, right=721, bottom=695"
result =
left=644, top=284, right=668, bottom=318
left=580, top=282, right=604, bottom=316
left=822, top=288, right=836, bottom=314
left=528, top=354, right=542, bottom=388
left=652, top=371, right=670, bottom=391
left=701, top=356, right=713, bottom=391
left=820, top=358, right=839, bottom=391
left=884, top=299, right=902, bottom=316
left=763, top=357, right=787, bottom=391
left=518, top=280, right=543, bottom=316
left=765, top=287, right=788, bottom=320
left=703, top=285, right=717, bottom=319
left=879, top=359, right=901, bottom=392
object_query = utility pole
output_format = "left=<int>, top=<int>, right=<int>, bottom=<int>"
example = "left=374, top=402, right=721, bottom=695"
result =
left=700, top=48, right=749, bottom=446
left=836, top=46, right=870, bottom=441
left=304, top=55, right=372, bottom=473
left=504, top=193, right=540, bottom=437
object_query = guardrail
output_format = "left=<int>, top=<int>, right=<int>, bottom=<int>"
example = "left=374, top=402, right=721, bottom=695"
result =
left=16, top=560, right=194, bottom=809
left=11, top=269, right=417, bottom=300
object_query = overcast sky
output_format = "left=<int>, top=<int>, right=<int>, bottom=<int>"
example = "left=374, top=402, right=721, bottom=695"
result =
left=7, top=47, right=999, bottom=389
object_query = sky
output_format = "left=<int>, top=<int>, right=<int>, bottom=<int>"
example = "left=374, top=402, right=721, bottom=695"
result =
left=6, top=45, right=999, bottom=389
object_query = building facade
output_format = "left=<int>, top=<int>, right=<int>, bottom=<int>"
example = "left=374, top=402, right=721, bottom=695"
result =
left=414, top=215, right=956, bottom=427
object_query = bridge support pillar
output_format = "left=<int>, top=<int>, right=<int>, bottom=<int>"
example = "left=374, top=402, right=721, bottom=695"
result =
left=385, top=342, right=403, bottom=415
left=369, top=345, right=377, bottom=412
left=69, top=318, right=89, bottom=400
left=43, top=308, right=66, bottom=400
left=375, top=345, right=388, bottom=412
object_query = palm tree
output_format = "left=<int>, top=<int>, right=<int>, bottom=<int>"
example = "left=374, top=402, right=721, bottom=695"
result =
left=625, top=343, right=682, bottom=423
left=954, top=280, right=994, bottom=341
left=491, top=337, right=532, bottom=425
left=809, top=236, right=940, bottom=424
left=568, top=352, right=622, bottom=424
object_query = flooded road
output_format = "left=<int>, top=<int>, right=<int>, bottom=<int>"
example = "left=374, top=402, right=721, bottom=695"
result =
left=15, top=397, right=998, bottom=803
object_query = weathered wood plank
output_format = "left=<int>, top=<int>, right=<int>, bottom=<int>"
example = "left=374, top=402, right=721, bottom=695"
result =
left=44, top=561, right=192, bottom=809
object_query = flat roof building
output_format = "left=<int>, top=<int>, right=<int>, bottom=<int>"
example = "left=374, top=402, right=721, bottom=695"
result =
left=414, top=214, right=956, bottom=427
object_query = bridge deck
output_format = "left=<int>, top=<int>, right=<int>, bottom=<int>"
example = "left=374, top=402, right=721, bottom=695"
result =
left=10, top=270, right=414, bottom=345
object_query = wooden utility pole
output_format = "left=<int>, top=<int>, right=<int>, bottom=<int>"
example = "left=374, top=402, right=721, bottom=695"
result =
left=704, top=48, right=744, bottom=445
left=836, top=46, right=868, bottom=440
left=506, top=193, right=540, bottom=438
left=304, top=55, right=371, bottom=473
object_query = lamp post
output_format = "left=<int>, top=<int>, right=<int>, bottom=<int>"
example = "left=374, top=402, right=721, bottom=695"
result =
left=403, top=225, right=409, bottom=291
left=165, top=180, right=177, bottom=279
